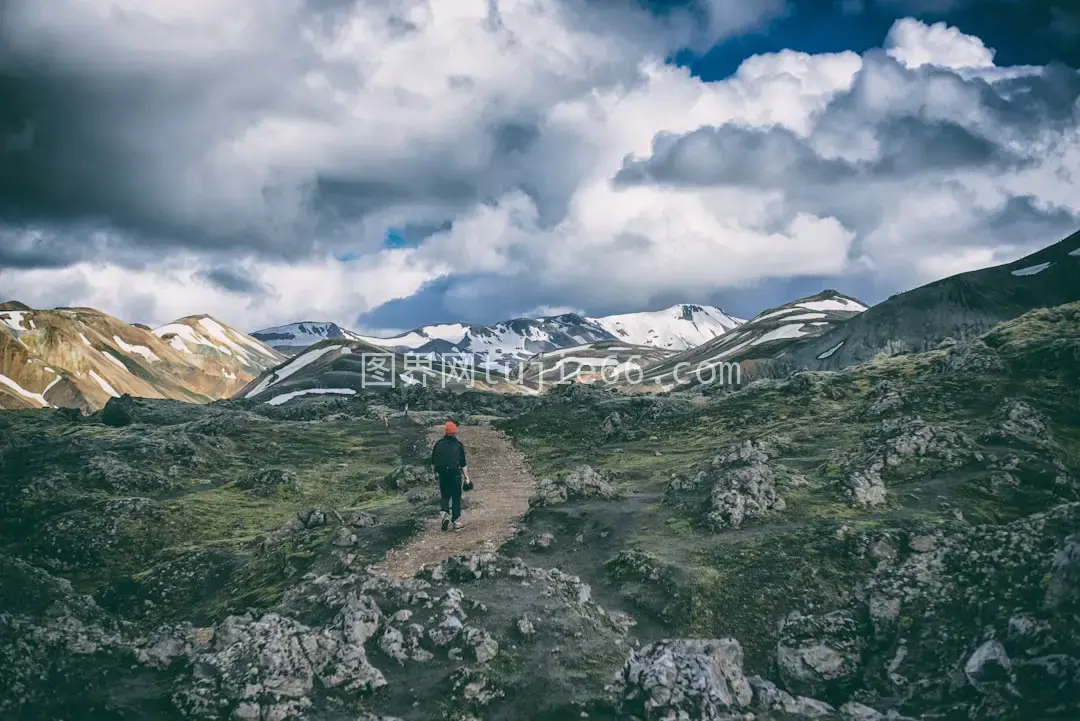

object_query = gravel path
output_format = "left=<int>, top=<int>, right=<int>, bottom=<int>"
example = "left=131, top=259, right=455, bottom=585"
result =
left=376, top=424, right=534, bottom=579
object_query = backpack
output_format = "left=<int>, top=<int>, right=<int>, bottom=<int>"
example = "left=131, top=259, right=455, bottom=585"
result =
left=431, top=437, right=461, bottom=475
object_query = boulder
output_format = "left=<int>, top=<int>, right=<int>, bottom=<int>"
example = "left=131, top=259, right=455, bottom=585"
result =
left=532, top=465, right=617, bottom=506
left=614, top=639, right=753, bottom=720
left=777, top=610, right=864, bottom=698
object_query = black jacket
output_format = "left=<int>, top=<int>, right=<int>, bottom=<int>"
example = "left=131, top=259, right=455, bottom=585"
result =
left=430, top=435, right=467, bottom=473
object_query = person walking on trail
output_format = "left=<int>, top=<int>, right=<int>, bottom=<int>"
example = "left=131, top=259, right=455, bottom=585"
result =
left=431, top=421, right=470, bottom=532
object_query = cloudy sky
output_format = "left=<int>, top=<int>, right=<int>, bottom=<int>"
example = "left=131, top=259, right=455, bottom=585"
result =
left=1, top=0, right=1078, bottom=334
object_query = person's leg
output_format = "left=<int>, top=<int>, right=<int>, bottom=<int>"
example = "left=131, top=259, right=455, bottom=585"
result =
left=438, top=471, right=453, bottom=531
left=450, top=477, right=462, bottom=523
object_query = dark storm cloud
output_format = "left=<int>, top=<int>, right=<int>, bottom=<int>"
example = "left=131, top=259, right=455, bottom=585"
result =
left=0, top=0, right=684, bottom=273
left=195, top=266, right=267, bottom=295
left=614, top=117, right=1016, bottom=188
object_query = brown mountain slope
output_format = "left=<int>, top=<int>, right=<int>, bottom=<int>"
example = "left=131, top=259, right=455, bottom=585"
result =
left=0, top=303, right=284, bottom=411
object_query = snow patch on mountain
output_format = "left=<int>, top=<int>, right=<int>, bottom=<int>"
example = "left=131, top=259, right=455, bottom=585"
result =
left=102, top=352, right=131, bottom=373
left=798, top=297, right=868, bottom=312
left=817, top=341, right=845, bottom=359
left=752, top=323, right=814, bottom=345
left=113, top=335, right=161, bottom=362
left=0, top=311, right=31, bottom=334
left=89, top=370, right=119, bottom=398
left=266, top=387, right=356, bottom=406
left=1011, top=262, right=1052, bottom=276
left=0, top=373, right=53, bottom=407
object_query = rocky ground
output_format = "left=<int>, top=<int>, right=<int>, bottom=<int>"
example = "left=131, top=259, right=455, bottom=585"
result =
left=2, top=303, right=1079, bottom=720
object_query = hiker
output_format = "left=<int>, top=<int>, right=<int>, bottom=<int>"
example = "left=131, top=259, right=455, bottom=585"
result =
left=430, top=421, right=470, bottom=531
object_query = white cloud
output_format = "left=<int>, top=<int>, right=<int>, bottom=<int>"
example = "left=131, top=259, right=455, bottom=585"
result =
left=885, top=17, right=995, bottom=69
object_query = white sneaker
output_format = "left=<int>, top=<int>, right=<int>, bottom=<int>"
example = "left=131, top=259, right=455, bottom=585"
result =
left=453, top=520, right=465, bottom=532
left=440, top=512, right=450, bottom=531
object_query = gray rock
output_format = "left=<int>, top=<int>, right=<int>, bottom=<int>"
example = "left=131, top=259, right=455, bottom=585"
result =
left=262, top=516, right=306, bottom=549
left=942, top=338, right=1006, bottom=374
left=236, top=468, right=298, bottom=497
left=614, top=638, right=753, bottom=720
left=532, top=465, right=617, bottom=506
left=296, top=508, right=327, bottom=528
left=330, top=527, right=357, bottom=547
left=517, top=615, right=536, bottom=638
left=989, top=400, right=1051, bottom=446
left=863, top=380, right=908, bottom=419
left=348, top=510, right=379, bottom=527
left=462, top=626, right=499, bottom=664
left=531, top=532, right=554, bottom=550
left=429, top=615, right=463, bottom=647
left=174, top=594, right=385, bottom=719
left=384, top=464, right=429, bottom=490
left=964, top=640, right=1014, bottom=694
left=1044, top=533, right=1080, bottom=613
left=667, top=440, right=788, bottom=529
left=842, top=416, right=980, bottom=507
left=777, top=610, right=864, bottom=697
left=379, top=626, right=407, bottom=664
left=449, top=667, right=504, bottom=706
left=838, top=701, right=885, bottom=720
left=749, top=675, right=835, bottom=717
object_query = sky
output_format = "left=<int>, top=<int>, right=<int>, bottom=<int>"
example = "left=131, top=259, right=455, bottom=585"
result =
left=1, top=0, right=1078, bottom=334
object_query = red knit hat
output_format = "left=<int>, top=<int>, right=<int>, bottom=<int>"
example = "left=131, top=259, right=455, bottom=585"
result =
left=444, top=421, right=457, bottom=435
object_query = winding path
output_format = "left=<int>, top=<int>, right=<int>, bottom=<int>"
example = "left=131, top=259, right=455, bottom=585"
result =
left=375, top=424, right=535, bottom=579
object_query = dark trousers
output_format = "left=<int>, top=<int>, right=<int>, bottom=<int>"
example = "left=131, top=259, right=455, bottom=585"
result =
left=438, top=470, right=462, bottom=522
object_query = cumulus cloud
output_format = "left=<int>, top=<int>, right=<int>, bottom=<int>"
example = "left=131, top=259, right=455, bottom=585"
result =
left=611, top=19, right=1080, bottom=297
left=1, top=3, right=1078, bottom=331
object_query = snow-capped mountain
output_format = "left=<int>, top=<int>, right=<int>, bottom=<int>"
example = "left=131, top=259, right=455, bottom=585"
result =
left=250, top=322, right=364, bottom=354
left=590, top=304, right=743, bottom=349
left=0, top=302, right=284, bottom=412
left=353, top=314, right=615, bottom=373
left=154, top=315, right=284, bottom=374
left=252, top=304, right=745, bottom=374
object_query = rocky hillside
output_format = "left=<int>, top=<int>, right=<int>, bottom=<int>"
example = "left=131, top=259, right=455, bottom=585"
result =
left=497, top=301, right=1080, bottom=720
left=238, top=339, right=536, bottom=407
left=0, top=302, right=284, bottom=412
left=785, top=229, right=1080, bottom=371
left=2, top=299, right=1077, bottom=719
left=629, top=290, right=867, bottom=389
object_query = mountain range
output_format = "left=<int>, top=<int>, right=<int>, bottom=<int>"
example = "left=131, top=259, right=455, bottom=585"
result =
left=4, top=228, right=1080, bottom=412
left=252, top=304, right=745, bottom=372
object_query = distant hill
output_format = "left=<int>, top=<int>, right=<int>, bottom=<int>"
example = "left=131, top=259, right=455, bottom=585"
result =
left=0, top=304, right=284, bottom=411
left=513, top=340, right=677, bottom=388
left=237, top=339, right=535, bottom=406
left=786, top=229, right=1080, bottom=371
left=630, top=290, right=867, bottom=389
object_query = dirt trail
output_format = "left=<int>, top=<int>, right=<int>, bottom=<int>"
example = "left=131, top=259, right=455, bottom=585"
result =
left=375, top=425, right=535, bottom=579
